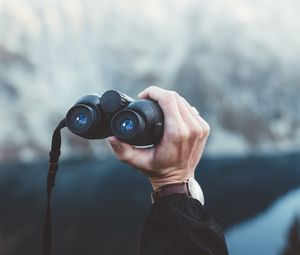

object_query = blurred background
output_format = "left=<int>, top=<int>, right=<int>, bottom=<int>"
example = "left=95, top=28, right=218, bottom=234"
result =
left=0, top=0, right=300, bottom=254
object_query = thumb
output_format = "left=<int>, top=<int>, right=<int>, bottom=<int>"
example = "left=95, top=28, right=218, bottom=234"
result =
left=107, top=136, right=131, bottom=155
left=106, top=136, right=153, bottom=170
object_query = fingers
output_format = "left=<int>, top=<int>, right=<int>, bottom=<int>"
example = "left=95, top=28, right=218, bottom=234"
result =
left=180, top=96, right=201, bottom=121
left=139, top=86, right=210, bottom=138
left=138, top=86, right=183, bottom=127
left=179, top=95, right=210, bottom=137
left=174, top=95, right=202, bottom=138
left=107, top=137, right=154, bottom=170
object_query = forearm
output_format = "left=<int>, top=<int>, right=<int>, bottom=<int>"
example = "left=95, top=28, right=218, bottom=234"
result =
left=139, top=194, right=228, bottom=255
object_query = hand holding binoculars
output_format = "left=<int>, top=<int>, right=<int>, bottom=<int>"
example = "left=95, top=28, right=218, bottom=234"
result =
left=65, top=90, right=164, bottom=146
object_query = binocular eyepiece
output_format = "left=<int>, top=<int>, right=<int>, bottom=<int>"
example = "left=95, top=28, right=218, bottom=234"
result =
left=65, top=90, right=164, bottom=146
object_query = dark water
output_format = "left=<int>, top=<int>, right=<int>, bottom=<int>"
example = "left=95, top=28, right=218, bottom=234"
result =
left=226, top=187, right=300, bottom=255
left=0, top=152, right=299, bottom=255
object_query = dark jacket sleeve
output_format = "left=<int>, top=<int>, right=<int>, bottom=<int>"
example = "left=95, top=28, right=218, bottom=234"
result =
left=139, top=194, right=228, bottom=255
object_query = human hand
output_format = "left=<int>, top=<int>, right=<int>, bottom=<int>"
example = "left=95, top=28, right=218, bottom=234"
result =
left=107, top=86, right=210, bottom=190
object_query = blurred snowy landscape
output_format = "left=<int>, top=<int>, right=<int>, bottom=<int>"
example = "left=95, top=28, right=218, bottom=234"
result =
left=0, top=2, right=300, bottom=255
left=0, top=0, right=300, bottom=162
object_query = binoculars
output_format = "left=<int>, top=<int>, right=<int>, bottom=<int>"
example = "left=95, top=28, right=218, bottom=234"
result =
left=65, top=90, right=164, bottom=146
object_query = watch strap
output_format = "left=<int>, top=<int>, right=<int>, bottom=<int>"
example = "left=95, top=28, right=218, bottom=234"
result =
left=151, top=182, right=189, bottom=203
left=151, top=178, right=205, bottom=205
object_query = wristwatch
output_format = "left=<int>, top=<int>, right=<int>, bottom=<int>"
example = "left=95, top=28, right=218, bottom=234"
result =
left=151, top=178, right=205, bottom=205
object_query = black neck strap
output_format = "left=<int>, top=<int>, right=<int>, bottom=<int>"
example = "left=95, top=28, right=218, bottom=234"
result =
left=43, top=119, right=66, bottom=255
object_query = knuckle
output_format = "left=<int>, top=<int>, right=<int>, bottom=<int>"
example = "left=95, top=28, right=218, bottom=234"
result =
left=147, top=85, right=158, bottom=91
left=169, top=127, right=188, bottom=142
left=176, top=128, right=189, bottom=141
left=189, top=125, right=202, bottom=138
left=166, top=90, right=176, bottom=98
left=163, top=95, right=174, bottom=108
left=117, top=152, right=131, bottom=163
left=170, top=91, right=180, bottom=98
left=202, top=122, right=210, bottom=136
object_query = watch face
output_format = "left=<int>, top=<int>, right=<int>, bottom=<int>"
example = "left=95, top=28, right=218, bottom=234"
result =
left=188, top=178, right=205, bottom=205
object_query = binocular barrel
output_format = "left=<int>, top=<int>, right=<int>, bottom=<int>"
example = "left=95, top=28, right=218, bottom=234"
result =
left=65, top=90, right=164, bottom=146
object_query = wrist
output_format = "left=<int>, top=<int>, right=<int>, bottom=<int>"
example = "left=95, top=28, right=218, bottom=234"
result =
left=151, top=177, right=205, bottom=205
left=149, top=173, right=195, bottom=191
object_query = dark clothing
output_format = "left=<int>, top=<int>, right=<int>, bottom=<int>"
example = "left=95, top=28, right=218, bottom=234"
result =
left=140, top=194, right=228, bottom=255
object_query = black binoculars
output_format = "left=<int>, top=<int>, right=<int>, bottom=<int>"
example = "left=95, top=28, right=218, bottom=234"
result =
left=65, top=90, right=164, bottom=146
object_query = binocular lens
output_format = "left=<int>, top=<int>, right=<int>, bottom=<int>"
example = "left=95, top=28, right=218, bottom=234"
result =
left=120, top=119, right=134, bottom=133
left=111, top=110, right=145, bottom=141
left=75, top=113, right=88, bottom=128
left=66, top=104, right=97, bottom=135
